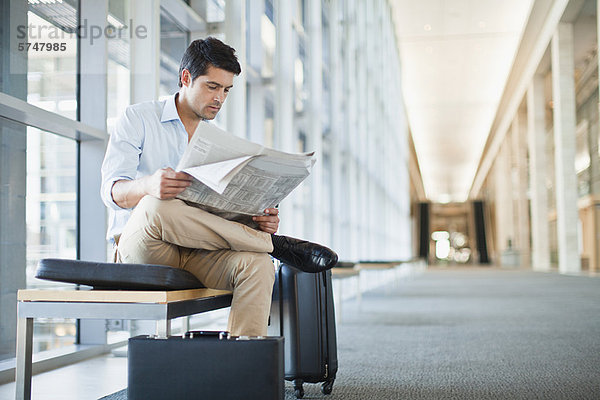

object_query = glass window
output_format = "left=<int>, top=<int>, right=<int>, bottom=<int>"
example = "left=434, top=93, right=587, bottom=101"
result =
left=546, top=127, right=555, bottom=209
left=265, top=0, right=274, bottom=23
left=26, top=127, right=78, bottom=353
left=261, top=14, right=276, bottom=77
left=1, top=0, right=80, bottom=359
left=107, top=0, right=131, bottom=132
left=27, top=128, right=77, bottom=271
left=0, top=116, right=26, bottom=361
left=23, top=0, right=79, bottom=354
left=159, top=9, right=189, bottom=98
left=322, top=153, right=332, bottom=243
left=321, top=8, right=330, bottom=66
left=265, top=95, right=274, bottom=147
left=295, top=35, right=307, bottom=113
left=25, top=2, right=79, bottom=120
left=206, top=0, right=226, bottom=23
left=295, top=56, right=306, bottom=113
left=299, top=0, right=307, bottom=28
left=322, top=68, right=331, bottom=134
left=576, top=120, right=590, bottom=197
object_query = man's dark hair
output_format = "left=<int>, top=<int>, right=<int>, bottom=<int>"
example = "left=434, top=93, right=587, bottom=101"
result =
left=178, top=37, right=241, bottom=87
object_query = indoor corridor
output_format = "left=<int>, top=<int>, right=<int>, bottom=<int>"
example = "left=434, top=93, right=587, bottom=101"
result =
left=2, top=265, right=598, bottom=400
left=2, top=0, right=600, bottom=398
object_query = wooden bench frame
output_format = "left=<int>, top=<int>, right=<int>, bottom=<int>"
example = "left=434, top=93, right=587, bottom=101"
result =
left=15, top=288, right=233, bottom=400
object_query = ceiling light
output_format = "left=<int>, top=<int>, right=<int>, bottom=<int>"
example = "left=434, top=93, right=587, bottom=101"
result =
left=424, top=24, right=432, bottom=31
left=438, top=194, right=451, bottom=204
left=478, top=21, right=486, bottom=29
left=432, top=231, right=450, bottom=241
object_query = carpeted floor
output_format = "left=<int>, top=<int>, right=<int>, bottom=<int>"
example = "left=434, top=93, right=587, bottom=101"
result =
left=102, top=267, right=600, bottom=399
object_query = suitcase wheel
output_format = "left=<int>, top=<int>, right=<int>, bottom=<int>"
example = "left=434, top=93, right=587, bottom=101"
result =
left=294, top=379, right=304, bottom=398
left=321, top=377, right=335, bottom=395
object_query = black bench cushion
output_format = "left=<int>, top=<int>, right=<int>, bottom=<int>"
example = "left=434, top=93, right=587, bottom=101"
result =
left=36, top=258, right=205, bottom=290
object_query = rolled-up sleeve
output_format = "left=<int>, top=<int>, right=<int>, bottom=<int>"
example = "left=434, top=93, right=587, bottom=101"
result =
left=101, top=106, right=144, bottom=210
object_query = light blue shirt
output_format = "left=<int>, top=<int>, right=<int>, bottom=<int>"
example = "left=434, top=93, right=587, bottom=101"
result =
left=100, top=94, right=188, bottom=241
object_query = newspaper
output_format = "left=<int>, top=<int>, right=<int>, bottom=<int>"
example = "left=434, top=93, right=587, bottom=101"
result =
left=176, top=122, right=315, bottom=224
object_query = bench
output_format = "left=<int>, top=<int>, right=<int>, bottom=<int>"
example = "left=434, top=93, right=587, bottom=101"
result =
left=331, top=261, right=406, bottom=318
left=353, top=260, right=426, bottom=307
left=15, top=259, right=233, bottom=400
left=331, top=265, right=360, bottom=323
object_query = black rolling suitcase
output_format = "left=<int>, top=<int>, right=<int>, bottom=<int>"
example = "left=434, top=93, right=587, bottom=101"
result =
left=268, top=263, right=338, bottom=398
left=128, top=331, right=284, bottom=400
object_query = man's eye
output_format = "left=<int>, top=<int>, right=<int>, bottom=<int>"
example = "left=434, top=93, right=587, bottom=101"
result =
left=207, top=85, right=218, bottom=90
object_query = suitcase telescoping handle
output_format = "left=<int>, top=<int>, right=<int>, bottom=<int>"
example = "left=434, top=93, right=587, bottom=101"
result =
left=185, top=330, right=229, bottom=340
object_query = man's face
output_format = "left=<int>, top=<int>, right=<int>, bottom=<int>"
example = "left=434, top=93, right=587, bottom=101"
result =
left=183, top=65, right=235, bottom=120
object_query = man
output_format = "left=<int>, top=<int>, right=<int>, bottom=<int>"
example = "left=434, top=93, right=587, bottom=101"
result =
left=101, top=37, right=337, bottom=337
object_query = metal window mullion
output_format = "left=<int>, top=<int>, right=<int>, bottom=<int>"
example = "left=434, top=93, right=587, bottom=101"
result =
left=161, top=0, right=206, bottom=32
left=0, top=93, right=106, bottom=142
left=77, top=0, right=110, bottom=345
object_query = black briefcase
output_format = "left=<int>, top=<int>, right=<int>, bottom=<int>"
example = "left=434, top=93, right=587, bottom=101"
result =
left=128, top=331, right=284, bottom=400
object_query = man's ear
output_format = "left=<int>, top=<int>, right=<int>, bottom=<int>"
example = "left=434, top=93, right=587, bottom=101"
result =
left=181, top=69, right=191, bottom=87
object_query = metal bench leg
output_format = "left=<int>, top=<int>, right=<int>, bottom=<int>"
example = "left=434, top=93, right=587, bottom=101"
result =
left=156, top=319, right=171, bottom=338
left=16, top=314, right=33, bottom=400
left=333, top=280, right=342, bottom=324
left=357, top=273, right=362, bottom=311
left=182, top=316, right=190, bottom=333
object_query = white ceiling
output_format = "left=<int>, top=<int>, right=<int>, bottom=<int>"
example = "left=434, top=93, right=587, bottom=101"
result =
left=390, top=0, right=533, bottom=203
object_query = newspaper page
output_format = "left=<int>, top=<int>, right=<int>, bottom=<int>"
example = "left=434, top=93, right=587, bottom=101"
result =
left=176, top=123, right=315, bottom=220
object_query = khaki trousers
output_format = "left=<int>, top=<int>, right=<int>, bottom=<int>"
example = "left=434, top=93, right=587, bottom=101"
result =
left=116, top=196, right=275, bottom=336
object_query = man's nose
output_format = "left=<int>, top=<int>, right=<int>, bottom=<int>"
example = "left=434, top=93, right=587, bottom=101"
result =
left=214, top=90, right=226, bottom=103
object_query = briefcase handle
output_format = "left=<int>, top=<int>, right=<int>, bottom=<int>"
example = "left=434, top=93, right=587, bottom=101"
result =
left=185, top=330, right=229, bottom=340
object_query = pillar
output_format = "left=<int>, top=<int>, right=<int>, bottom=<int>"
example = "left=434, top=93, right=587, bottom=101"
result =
left=0, top=0, right=27, bottom=358
left=246, top=0, right=265, bottom=145
left=344, top=0, right=359, bottom=260
left=306, top=0, right=324, bottom=242
left=551, top=23, right=581, bottom=274
left=527, top=75, right=551, bottom=271
left=329, top=0, right=344, bottom=254
left=511, top=111, right=531, bottom=266
left=78, top=0, right=110, bottom=344
left=225, top=0, right=247, bottom=138
left=130, top=0, right=160, bottom=103
left=356, top=0, right=368, bottom=258
left=495, top=138, right=515, bottom=256
left=274, top=0, right=295, bottom=234
left=79, top=0, right=109, bottom=263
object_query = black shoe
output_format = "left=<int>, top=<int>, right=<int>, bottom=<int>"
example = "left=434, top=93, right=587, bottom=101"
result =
left=270, top=235, right=338, bottom=273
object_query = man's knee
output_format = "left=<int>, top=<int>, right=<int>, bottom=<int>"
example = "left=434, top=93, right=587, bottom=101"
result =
left=247, top=253, right=275, bottom=283
left=136, top=196, right=175, bottom=214
left=134, top=196, right=183, bottom=226
left=231, top=253, right=275, bottom=288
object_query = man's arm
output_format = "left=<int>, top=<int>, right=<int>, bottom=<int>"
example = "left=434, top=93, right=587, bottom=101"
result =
left=102, top=106, right=192, bottom=210
left=111, top=167, right=192, bottom=209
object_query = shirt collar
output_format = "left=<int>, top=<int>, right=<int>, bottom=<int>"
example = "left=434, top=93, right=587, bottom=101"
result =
left=161, top=93, right=181, bottom=123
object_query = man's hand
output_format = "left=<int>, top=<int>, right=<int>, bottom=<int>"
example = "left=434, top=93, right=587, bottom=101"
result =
left=111, top=167, right=192, bottom=209
left=145, top=167, right=192, bottom=199
left=253, top=208, right=279, bottom=234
